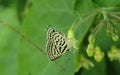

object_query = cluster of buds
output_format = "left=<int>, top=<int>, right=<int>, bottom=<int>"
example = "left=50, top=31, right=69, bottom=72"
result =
left=107, top=45, right=120, bottom=62
left=86, top=34, right=104, bottom=62
left=67, top=28, right=79, bottom=52
left=79, top=55, right=94, bottom=69
left=106, top=23, right=119, bottom=41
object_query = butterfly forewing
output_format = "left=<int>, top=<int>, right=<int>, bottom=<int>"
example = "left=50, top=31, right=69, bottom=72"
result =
left=46, top=27, right=69, bottom=61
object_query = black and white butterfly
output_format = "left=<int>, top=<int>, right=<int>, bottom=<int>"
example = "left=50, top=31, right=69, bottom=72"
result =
left=46, top=27, right=70, bottom=61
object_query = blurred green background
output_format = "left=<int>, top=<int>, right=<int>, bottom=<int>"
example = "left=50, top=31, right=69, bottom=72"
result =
left=0, top=0, right=120, bottom=75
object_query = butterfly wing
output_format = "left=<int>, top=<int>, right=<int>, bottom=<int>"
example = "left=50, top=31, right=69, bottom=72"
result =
left=46, top=27, right=70, bottom=61
left=54, top=32, right=70, bottom=54
left=46, top=39, right=62, bottom=61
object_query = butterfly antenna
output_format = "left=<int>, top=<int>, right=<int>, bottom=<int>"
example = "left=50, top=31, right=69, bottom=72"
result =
left=45, top=25, right=53, bottom=30
left=0, top=20, right=46, bottom=55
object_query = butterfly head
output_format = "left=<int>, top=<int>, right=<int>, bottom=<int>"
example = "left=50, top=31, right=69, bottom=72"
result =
left=47, top=27, right=56, bottom=39
left=48, top=27, right=56, bottom=33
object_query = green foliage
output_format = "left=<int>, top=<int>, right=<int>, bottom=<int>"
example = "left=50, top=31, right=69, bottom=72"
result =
left=0, top=0, right=120, bottom=75
left=0, top=7, right=20, bottom=75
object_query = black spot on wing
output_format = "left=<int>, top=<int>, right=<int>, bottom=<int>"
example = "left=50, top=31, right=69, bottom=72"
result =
left=61, top=41, right=65, bottom=46
left=61, top=44, right=67, bottom=53
left=47, top=27, right=56, bottom=40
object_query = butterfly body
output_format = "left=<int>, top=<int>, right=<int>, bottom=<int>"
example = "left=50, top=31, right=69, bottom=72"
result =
left=46, top=27, right=70, bottom=61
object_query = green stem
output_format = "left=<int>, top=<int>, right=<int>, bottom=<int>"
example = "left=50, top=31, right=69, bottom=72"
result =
left=102, top=8, right=108, bottom=20
left=109, top=13, right=120, bottom=20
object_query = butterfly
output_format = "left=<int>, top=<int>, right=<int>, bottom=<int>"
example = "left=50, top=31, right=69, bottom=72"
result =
left=46, top=27, right=70, bottom=61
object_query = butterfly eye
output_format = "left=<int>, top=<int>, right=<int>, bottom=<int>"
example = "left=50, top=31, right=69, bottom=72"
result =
left=48, top=28, right=56, bottom=34
left=51, top=29, right=56, bottom=33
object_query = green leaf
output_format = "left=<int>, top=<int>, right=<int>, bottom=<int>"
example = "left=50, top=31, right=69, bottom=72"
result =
left=0, top=0, right=120, bottom=75
left=18, top=0, right=76, bottom=75
left=0, top=7, right=20, bottom=75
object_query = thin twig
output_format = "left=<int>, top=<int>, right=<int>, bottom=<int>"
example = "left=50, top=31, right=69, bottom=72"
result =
left=75, top=10, right=98, bottom=30
left=109, top=12, right=120, bottom=15
left=0, top=20, right=46, bottom=55
left=93, top=20, right=106, bottom=36
left=109, top=13, right=120, bottom=20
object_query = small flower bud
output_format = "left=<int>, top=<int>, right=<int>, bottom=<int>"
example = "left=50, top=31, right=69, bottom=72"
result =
left=94, top=46, right=104, bottom=62
left=112, top=34, right=119, bottom=41
left=88, top=34, right=95, bottom=44
left=86, top=44, right=94, bottom=57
